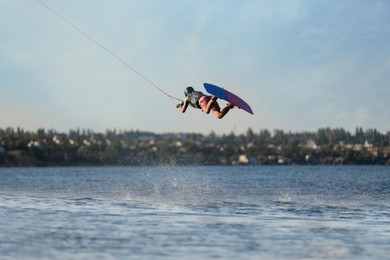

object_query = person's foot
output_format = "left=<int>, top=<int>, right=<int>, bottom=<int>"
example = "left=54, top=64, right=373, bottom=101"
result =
left=227, top=102, right=234, bottom=109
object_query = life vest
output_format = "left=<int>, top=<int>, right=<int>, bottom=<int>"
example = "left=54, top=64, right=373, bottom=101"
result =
left=187, top=91, right=204, bottom=109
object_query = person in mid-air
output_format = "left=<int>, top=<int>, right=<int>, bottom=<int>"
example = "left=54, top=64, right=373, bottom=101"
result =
left=176, top=86, right=234, bottom=119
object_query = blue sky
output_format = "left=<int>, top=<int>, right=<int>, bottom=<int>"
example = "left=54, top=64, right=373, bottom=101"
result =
left=1, top=0, right=389, bottom=135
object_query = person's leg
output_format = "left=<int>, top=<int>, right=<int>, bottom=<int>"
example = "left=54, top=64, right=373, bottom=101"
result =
left=213, top=103, right=234, bottom=119
left=202, top=96, right=218, bottom=114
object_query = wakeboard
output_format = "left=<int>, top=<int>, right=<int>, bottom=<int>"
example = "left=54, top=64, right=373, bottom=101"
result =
left=204, top=83, right=253, bottom=115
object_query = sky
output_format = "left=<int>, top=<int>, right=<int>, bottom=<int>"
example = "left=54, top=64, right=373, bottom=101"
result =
left=1, top=0, right=390, bottom=135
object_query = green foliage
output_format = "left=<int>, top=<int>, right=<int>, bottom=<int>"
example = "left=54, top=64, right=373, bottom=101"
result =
left=0, top=127, right=389, bottom=166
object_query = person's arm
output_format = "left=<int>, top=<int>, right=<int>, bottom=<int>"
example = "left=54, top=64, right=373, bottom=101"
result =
left=177, top=99, right=190, bottom=113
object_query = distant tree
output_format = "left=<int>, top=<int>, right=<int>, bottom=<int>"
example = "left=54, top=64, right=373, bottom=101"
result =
left=273, top=129, right=287, bottom=146
left=355, top=127, right=365, bottom=143
left=246, top=128, right=255, bottom=141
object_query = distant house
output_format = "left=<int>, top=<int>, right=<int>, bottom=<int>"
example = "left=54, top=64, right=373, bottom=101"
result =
left=383, top=146, right=390, bottom=157
left=27, top=141, right=41, bottom=149
left=138, top=136, right=155, bottom=143
left=238, top=155, right=249, bottom=164
left=353, top=144, right=363, bottom=151
left=305, top=140, right=318, bottom=149
left=363, top=141, right=373, bottom=149
left=238, top=155, right=259, bottom=165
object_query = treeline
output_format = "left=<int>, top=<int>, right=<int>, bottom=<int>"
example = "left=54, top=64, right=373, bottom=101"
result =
left=0, top=127, right=390, bottom=166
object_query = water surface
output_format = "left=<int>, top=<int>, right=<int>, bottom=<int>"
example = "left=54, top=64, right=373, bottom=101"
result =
left=0, top=166, right=389, bottom=259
